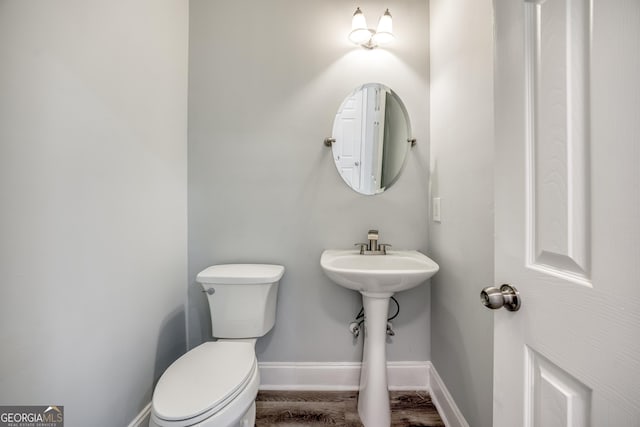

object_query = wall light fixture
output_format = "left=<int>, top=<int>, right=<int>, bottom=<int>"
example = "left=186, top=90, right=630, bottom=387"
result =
left=348, top=7, right=394, bottom=49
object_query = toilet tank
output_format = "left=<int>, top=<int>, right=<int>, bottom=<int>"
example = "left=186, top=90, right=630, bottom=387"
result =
left=196, top=264, right=284, bottom=339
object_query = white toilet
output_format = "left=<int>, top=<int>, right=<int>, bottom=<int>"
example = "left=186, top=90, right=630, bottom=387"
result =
left=149, top=264, right=285, bottom=427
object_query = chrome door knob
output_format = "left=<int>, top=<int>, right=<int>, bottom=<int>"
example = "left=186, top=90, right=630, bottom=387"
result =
left=480, top=284, right=521, bottom=311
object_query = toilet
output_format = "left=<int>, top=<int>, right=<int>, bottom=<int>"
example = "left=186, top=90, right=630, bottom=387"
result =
left=149, top=264, right=285, bottom=427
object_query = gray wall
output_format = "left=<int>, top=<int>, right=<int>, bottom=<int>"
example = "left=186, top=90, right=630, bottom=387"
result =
left=0, top=1, right=188, bottom=426
left=188, top=0, right=430, bottom=363
left=428, top=0, right=494, bottom=426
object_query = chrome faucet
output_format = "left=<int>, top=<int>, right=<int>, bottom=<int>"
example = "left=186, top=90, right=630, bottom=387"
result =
left=368, top=229, right=379, bottom=251
left=355, top=229, right=391, bottom=255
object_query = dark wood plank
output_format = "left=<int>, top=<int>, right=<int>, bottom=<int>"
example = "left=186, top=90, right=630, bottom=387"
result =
left=255, top=390, right=445, bottom=427
left=343, top=394, right=362, bottom=427
left=391, top=411, right=446, bottom=427
left=255, top=401, right=346, bottom=426
left=390, top=391, right=437, bottom=410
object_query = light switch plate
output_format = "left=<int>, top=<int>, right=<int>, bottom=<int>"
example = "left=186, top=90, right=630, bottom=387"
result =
left=433, top=197, right=441, bottom=222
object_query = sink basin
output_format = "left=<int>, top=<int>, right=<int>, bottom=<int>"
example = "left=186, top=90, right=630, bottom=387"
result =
left=320, top=249, right=439, bottom=295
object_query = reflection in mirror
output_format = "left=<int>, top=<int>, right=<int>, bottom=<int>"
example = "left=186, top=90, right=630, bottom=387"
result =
left=331, top=83, right=411, bottom=195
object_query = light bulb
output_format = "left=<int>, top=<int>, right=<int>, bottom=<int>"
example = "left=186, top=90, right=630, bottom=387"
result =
left=372, top=9, right=394, bottom=45
left=349, top=7, right=372, bottom=45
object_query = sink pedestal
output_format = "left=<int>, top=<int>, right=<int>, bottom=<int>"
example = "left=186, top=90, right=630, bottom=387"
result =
left=358, top=291, right=392, bottom=427
left=320, top=249, right=440, bottom=427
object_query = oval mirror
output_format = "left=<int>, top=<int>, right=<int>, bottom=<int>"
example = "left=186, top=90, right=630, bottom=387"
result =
left=330, top=83, right=412, bottom=195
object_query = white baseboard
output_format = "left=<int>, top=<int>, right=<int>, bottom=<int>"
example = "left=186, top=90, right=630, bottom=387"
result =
left=127, top=402, right=151, bottom=427
left=258, top=361, right=430, bottom=391
left=129, top=362, right=468, bottom=427
left=259, top=361, right=362, bottom=390
left=427, top=363, right=470, bottom=427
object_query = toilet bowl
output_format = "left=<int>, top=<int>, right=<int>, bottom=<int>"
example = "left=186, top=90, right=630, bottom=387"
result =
left=149, top=341, right=258, bottom=427
left=149, top=264, right=284, bottom=427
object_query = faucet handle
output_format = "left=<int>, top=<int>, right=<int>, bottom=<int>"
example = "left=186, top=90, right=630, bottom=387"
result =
left=379, top=243, right=392, bottom=254
left=355, top=243, right=369, bottom=254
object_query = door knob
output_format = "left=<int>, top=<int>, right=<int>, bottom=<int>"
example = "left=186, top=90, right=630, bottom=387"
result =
left=480, top=284, right=521, bottom=311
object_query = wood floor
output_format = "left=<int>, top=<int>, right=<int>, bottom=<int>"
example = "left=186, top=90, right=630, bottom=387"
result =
left=255, top=390, right=445, bottom=427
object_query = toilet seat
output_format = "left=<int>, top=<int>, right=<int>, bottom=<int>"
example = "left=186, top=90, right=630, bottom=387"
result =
left=151, top=341, right=257, bottom=426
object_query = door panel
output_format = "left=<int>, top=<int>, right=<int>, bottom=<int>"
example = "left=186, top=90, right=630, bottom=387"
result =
left=493, top=0, right=640, bottom=426
left=525, top=0, right=591, bottom=282
left=526, top=347, right=591, bottom=427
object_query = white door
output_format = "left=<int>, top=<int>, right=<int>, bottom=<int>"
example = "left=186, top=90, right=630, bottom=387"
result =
left=366, top=86, right=386, bottom=193
left=360, top=86, right=386, bottom=194
left=333, top=90, right=364, bottom=190
left=492, top=0, right=640, bottom=426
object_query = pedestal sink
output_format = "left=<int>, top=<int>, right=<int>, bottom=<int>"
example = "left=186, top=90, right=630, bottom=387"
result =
left=320, top=249, right=439, bottom=427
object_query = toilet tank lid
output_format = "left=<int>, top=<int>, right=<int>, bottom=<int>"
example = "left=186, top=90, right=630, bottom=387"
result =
left=197, top=264, right=285, bottom=284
